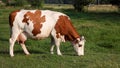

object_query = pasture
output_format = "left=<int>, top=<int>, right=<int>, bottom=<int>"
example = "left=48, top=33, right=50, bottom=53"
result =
left=0, top=6, right=120, bottom=68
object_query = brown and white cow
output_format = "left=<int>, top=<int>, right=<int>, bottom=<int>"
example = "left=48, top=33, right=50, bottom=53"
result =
left=9, top=9, right=85, bottom=57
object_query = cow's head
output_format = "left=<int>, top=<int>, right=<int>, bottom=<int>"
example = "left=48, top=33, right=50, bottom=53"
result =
left=72, top=36, right=86, bottom=56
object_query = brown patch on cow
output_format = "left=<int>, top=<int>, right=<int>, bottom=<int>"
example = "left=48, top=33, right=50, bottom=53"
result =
left=22, top=14, right=29, bottom=25
left=55, top=15, right=80, bottom=41
left=9, top=10, right=20, bottom=27
left=22, top=10, right=46, bottom=36
left=56, top=34, right=60, bottom=38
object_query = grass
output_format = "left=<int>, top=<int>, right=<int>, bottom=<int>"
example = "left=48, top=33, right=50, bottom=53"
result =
left=0, top=6, right=120, bottom=68
left=84, top=5, right=119, bottom=12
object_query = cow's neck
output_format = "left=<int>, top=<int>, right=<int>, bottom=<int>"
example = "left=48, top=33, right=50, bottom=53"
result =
left=55, top=15, right=80, bottom=42
left=64, top=27, right=80, bottom=41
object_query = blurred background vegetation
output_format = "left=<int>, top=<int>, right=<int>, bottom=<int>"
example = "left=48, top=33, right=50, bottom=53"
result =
left=0, top=0, right=120, bottom=12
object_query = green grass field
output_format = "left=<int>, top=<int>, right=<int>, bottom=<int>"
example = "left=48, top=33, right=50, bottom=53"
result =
left=0, top=6, right=120, bottom=68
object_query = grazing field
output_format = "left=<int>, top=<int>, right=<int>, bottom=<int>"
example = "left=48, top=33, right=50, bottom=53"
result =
left=0, top=7, right=120, bottom=68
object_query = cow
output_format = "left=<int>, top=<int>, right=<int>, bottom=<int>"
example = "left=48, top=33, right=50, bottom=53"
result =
left=9, top=9, right=85, bottom=57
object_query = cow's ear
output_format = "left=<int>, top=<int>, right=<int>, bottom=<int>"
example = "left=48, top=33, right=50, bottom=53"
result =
left=72, top=39, right=79, bottom=44
left=80, top=36, right=85, bottom=41
left=73, top=39, right=79, bottom=44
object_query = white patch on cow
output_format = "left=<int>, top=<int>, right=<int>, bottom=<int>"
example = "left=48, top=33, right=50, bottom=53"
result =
left=78, top=38, right=85, bottom=55
left=58, top=33, right=65, bottom=42
left=29, top=10, right=37, bottom=13
left=19, top=10, right=39, bottom=38
left=72, top=36, right=85, bottom=56
left=24, top=20, right=34, bottom=38
left=50, top=28, right=63, bottom=55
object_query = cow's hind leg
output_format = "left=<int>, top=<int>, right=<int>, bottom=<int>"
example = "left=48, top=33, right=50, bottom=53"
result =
left=20, top=43, right=30, bottom=55
left=9, top=38, right=16, bottom=57
left=17, top=33, right=30, bottom=55
left=9, top=29, right=20, bottom=57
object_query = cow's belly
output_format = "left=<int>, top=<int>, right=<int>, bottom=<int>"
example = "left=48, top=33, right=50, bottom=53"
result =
left=24, top=27, right=53, bottom=40
left=35, top=28, right=52, bottom=39
left=24, top=30, right=51, bottom=40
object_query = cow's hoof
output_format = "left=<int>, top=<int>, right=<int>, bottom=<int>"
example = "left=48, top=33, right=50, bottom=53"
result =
left=58, top=54, right=62, bottom=56
left=51, top=52, right=54, bottom=54
left=26, top=53, right=30, bottom=56
left=10, top=55, right=14, bottom=58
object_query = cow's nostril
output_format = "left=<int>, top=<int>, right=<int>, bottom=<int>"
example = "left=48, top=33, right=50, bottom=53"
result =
left=79, top=44, right=82, bottom=47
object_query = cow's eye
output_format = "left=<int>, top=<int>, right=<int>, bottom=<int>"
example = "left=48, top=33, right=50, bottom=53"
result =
left=78, top=44, right=82, bottom=47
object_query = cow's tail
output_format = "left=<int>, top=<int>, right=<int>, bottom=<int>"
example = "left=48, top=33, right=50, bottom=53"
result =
left=9, top=10, right=20, bottom=37
left=9, top=13, right=12, bottom=38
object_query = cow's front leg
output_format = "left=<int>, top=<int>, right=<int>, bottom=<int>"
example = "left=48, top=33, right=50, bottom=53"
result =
left=50, top=45, right=55, bottom=54
left=55, top=39, right=62, bottom=55
left=20, top=43, right=30, bottom=55
left=50, top=37, right=55, bottom=54
left=18, top=33, right=30, bottom=55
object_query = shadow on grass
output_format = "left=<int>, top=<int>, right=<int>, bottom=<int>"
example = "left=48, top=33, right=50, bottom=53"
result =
left=29, top=49, right=48, bottom=54
left=0, top=37, right=8, bottom=42
left=97, top=42, right=114, bottom=49
left=0, top=51, right=9, bottom=54
left=64, top=53, right=77, bottom=56
left=11, top=50, right=47, bottom=55
left=0, top=50, right=47, bottom=57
